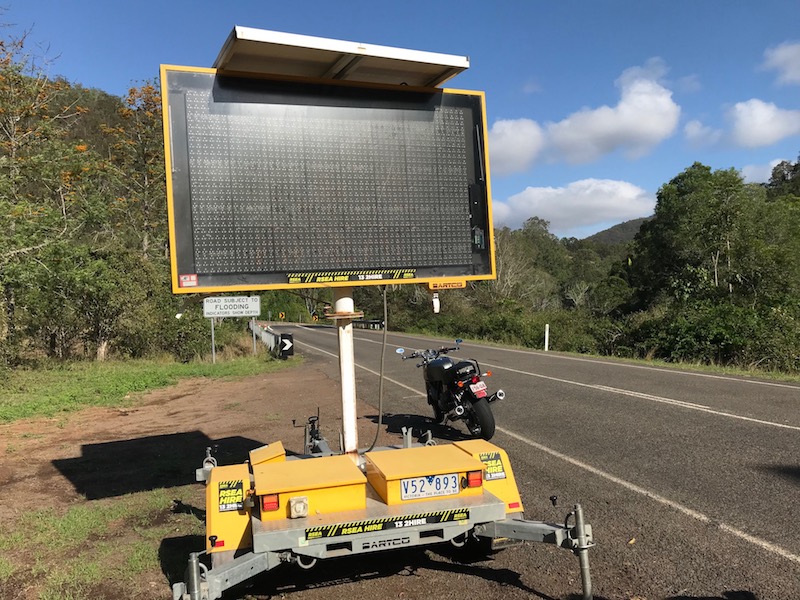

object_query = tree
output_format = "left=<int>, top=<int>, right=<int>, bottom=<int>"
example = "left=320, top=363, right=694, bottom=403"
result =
left=766, top=154, right=800, bottom=202
left=0, top=33, right=91, bottom=365
left=629, top=163, right=753, bottom=307
left=101, top=82, right=166, bottom=259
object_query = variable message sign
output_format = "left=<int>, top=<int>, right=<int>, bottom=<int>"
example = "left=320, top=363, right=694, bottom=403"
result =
left=162, top=66, right=496, bottom=293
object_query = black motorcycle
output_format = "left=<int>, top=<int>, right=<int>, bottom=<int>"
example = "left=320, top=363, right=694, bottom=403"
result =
left=396, top=340, right=504, bottom=440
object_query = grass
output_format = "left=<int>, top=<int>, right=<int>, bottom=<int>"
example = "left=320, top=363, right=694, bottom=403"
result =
left=0, top=556, right=13, bottom=580
left=0, top=345, right=302, bottom=598
left=0, top=353, right=299, bottom=423
left=406, top=326, right=800, bottom=383
left=0, top=485, right=205, bottom=599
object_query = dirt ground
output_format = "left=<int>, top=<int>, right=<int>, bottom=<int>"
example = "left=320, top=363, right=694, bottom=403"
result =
left=0, top=352, right=589, bottom=600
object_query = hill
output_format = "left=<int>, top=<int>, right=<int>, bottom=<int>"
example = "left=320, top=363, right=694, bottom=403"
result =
left=585, top=216, right=652, bottom=245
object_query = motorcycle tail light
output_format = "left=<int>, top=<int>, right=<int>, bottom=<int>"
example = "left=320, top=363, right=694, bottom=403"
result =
left=466, top=470, right=483, bottom=488
left=471, top=376, right=479, bottom=384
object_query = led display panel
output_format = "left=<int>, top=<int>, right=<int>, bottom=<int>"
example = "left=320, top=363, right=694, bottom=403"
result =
left=161, top=66, right=495, bottom=293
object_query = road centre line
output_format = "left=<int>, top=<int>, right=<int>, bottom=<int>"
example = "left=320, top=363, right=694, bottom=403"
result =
left=481, top=361, right=800, bottom=432
left=294, top=327, right=799, bottom=431
left=381, top=330, right=800, bottom=390
left=295, top=336, right=800, bottom=567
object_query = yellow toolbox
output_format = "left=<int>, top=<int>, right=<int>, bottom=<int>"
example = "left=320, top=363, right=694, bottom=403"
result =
left=364, top=445, right=486, bottom=506
left=253, top=454, right=366, bottom=521
left=205, top=463, right=252, bottom=554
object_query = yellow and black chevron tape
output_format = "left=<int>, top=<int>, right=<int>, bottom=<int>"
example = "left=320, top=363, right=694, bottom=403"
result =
left=305, top=509, right=470, bottom=540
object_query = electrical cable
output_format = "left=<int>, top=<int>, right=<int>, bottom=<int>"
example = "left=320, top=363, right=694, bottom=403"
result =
left=365, top=285, right=389, bottom=452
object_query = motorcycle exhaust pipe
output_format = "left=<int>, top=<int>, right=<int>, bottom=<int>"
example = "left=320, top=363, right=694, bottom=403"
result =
left=489, top=389, right=505, bottom=403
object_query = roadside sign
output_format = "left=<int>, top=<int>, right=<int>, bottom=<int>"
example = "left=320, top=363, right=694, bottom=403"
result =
left=280, top=334, right=294, bottom=358
left=203, top=296, right=261, bottom=318
left=279, top=312, right=285, bottom=320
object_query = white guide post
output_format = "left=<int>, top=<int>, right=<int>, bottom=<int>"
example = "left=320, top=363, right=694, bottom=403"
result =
left=333, top=287, right=358, bottom=454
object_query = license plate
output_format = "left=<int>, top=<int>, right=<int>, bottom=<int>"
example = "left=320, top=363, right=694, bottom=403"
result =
left=400, top=473, right=460, bottom=500
left=469, top=380, right=487, bottom=397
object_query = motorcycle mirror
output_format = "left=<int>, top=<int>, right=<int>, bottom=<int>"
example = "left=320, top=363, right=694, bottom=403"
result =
left=455, top=338, right=463, bottom=345
left=395, top=348, right=405, bottom=355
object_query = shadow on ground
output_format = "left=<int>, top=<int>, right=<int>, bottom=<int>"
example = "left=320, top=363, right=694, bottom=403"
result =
left=760, top=463, right=800, bottom=484
left=53, top=431, right=264, bottom=499
left=200, top=544, right=582, bottom=600
left=365, top=412, right=472, bottom=442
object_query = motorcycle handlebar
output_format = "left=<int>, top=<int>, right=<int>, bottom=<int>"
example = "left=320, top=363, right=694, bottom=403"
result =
left=402, top=346, right=460, bottom=362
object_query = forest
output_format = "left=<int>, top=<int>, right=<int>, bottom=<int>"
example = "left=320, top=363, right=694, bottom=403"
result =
left=1, top=32, right=799, bottom=374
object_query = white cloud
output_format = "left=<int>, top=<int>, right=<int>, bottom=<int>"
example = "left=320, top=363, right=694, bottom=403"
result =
left=763, top=41, right=800, bottom=85
left=741, top=159, right=784, bottom=183
left=488, top=118, right=545, bottom=176
left=487, top=59, right=680, bottom=174
left=546, top=58, right=681, bottom=163
left=492, top=179, right=655, bottom=237
left=684, top=119, right=722, bottom=147
left=728, top=99, right=800, bottom=147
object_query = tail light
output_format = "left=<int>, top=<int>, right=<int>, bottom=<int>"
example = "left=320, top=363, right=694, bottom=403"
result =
left=465, top=470, right=483, bottom=488
left=261, top=494, right=279, bottom=512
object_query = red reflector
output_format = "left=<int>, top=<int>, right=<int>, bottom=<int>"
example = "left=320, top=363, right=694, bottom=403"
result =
left=216, top=539, right=225, bottom=547
left=261, top=494, right=279, bottom=512
left=508, top=502, right=521, bottom=509
left=466, top=470, right=483, bottom=488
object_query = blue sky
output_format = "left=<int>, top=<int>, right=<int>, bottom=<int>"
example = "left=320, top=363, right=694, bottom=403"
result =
left=7, top=1, right=800, bottom=238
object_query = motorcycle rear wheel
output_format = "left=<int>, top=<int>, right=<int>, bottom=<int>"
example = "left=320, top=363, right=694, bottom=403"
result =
left=468, top=397, right=495, bottom=440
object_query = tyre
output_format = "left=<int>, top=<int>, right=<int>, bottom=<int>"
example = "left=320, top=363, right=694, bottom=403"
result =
left=467, top=397, right=495, bottom=440
left=428, top=385, right=445, bottom=423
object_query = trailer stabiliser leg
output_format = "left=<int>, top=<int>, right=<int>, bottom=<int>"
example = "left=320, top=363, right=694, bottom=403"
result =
left=186, top=552, right=202, bottom=600
left=572, top=504, right=593, bottom=600
left=474, top=503, right=595, bottom=600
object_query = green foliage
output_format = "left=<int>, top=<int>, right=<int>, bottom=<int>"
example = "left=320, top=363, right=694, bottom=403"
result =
left=0, top=25, right=798, bottom=376
left=0, top=353, right=281, bottom=422
left=0, top=485, right=202, bottom=599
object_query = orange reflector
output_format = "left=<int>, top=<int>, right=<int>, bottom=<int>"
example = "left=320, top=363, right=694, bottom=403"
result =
left=508, top=502, right=521, bottom=509
left=486, top=371, right=492, bottom=377
left=456, top=381, right=464, bottom=388
left=261, top=494, right=279, bottom=512
left=466, top=470, right=483, bottom=488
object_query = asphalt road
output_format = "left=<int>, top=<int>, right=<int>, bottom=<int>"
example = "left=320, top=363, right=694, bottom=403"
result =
left=271, top=324, right=800, bottom=600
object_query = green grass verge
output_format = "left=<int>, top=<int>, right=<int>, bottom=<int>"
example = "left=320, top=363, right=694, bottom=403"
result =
left=0, top=354, right=300, bottom=423
left=404, top=326, right=800, bottom=383
left=0, top=485, right=205, bottom=599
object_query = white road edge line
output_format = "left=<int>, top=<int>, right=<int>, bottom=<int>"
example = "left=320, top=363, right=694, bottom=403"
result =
left=295, top=328, right=798, bottom=431
left=482, top=362, right=800, bottom=432
left=371, top=329, right=800, bottom=390
left=498, top=426, right=800, bottom=566
left=296, top=335, right=800, bottom=566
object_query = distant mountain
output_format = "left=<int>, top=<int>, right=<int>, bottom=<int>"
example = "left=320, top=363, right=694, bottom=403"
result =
left=585, top=216, right=652, bottom=245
